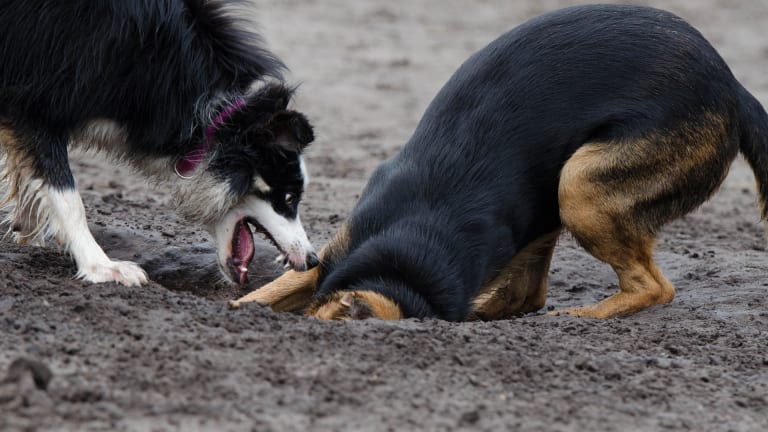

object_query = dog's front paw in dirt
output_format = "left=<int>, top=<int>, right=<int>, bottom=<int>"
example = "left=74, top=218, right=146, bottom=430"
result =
left=76, top=260, right=148, bottom=287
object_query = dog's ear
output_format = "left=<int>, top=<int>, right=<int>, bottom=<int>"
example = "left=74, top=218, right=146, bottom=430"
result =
left=340, top=292, right=375, bottom=320
left=266, top=110, right=314, bottom=153
left=308, top=291, right=402, bottom=320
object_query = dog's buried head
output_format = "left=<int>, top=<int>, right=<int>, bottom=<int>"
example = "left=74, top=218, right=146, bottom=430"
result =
left=307, top=290, right=403, bottom=321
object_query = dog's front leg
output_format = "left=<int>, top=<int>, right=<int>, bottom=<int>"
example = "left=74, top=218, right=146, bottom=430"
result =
left=3, top=128, right=147, bottom=286
left=229, top=266, right=319, bottom=312
left=47, top=187, right=147, bottom=286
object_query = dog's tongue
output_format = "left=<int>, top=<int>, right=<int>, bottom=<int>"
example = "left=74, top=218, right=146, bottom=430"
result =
left=232, top=219, right=255, bottom=285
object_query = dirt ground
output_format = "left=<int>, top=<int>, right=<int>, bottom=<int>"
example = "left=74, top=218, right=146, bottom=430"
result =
left=2, top=1, right=767, bottom=431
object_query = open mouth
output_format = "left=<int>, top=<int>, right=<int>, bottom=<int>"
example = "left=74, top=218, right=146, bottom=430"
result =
left=227, top=218, right=254, bottom=285
left=227, top=217, right=286, bottom=285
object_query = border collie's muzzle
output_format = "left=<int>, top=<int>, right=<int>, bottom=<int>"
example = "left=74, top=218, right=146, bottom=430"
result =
left=209, top=196, right=317, bottom=285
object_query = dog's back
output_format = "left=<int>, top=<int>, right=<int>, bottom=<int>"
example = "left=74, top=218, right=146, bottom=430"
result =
left=397, top=3, right=743, bottom=228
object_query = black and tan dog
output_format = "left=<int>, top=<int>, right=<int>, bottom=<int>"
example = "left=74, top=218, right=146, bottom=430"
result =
left=231, top=4, right=768, bottom=320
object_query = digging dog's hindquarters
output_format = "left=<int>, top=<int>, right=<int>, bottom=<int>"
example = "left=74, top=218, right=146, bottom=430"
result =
left=0, top=0, right=319, bottom=286
left=233, top=4, right=768, bottom=319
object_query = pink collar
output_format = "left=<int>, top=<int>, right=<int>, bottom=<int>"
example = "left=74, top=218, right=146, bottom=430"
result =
left=175, top=98, right=247, bottom=178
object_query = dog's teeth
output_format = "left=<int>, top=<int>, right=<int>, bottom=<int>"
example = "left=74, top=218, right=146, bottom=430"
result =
left=274, top=254, right=285, bottom=264
left=240, top=266, right=248, bottom=273
left=284, top=263, right=290, bottom=270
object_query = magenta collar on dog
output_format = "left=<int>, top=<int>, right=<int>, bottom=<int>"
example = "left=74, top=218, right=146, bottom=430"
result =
left=175, top=98, right=247, bottom=178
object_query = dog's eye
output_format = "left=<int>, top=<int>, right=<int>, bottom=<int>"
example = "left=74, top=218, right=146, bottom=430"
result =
left=284, top=192, right=297, bottom=206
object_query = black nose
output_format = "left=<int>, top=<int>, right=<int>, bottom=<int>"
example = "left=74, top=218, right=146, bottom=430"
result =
left=306, top=252, right=320, bottom=269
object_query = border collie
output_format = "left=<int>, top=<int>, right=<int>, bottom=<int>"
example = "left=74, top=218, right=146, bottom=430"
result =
left=0, top=0, right=319, bottom=286
left=232, top=4, right=768, bottom=320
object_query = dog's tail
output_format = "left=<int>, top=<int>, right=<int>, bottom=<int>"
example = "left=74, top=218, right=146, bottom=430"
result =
left=737, top=87, right=768, bottom=220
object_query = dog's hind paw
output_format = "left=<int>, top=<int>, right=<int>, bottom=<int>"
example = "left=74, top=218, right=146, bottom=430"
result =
left=77, top=260, right=148, bottom=287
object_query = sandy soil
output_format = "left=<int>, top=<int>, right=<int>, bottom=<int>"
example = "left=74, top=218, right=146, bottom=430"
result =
left=2, top=1, right=767, bottom=431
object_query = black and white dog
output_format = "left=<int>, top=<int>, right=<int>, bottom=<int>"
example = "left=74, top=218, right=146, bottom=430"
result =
left=0, top=0, right=319, bottom=286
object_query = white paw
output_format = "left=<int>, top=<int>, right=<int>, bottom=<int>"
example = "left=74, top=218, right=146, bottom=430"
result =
left=77, top=260, right=149, bottom=287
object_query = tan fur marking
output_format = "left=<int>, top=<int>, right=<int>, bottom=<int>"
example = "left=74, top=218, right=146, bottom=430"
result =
left=0, top=125, right=52, bottom=245
left=551, top=236, right=675, bottom=318
left=552, top=114, right=734, bottom=318
left=320, top=222, right=350, bottom=263
left=469, top=230, right=559, bottom=320
left=307, top=290, right=403, bottom=321
left=350, top=291, right=402, bottom=320
left=0, top=125, right=23, bottom=207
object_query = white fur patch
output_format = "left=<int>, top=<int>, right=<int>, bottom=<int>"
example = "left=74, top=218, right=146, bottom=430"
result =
left=299, top=156, right=309, bottom=189
left=47, top=189, right=147, bottom=286
left=253, top=175, right=272, bottom=194
left=75, top=119, right=128, bottom=151
left=73, top=119, right=177, bottom=183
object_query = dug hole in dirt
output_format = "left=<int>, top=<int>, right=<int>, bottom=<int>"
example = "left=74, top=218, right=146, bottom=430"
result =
left=1, top=1, right=767, bottom=431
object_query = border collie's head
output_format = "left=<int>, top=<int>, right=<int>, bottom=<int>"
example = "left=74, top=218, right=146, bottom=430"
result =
left=173, top=83, right=318, bottom=285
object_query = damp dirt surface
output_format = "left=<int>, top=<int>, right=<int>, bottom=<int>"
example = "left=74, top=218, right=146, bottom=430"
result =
left=2, top=1, right=768, bottom=431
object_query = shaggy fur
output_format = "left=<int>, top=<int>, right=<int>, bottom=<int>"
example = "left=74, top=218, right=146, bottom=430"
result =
left=0, top=0, right=318, bottom=285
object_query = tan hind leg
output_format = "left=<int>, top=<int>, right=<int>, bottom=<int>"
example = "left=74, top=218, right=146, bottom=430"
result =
left=553, top=147, right=677, bottom=318
left=470, top=230, right=559, bottom=320
left=230, top=225, right=351, bottom=312
left=552, top=232, right=675, bottom=318
left=552, top=114, right=737, bottom=317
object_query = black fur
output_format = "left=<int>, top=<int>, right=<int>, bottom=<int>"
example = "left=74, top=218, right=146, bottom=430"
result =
left=0, top=0, right=297, bottom=190
left=312, top=4, right=768, bottom=321
left=212, top=85, right=314, bottom=220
